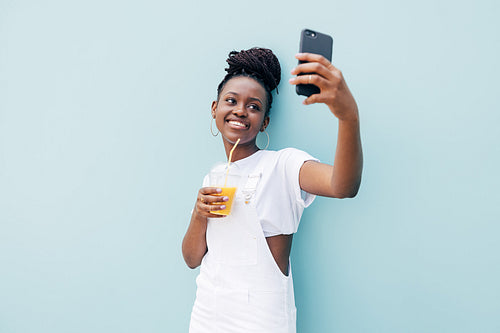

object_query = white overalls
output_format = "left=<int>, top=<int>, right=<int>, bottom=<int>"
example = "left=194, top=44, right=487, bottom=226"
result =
left=189, top=167, right=297, bottom=333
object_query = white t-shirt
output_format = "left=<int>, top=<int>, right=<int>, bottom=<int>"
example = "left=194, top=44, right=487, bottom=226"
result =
left=203, top=148, right=319, bottom=237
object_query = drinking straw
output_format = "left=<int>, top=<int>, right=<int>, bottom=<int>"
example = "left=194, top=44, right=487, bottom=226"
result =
left=224, top=138, right=240, bottom=187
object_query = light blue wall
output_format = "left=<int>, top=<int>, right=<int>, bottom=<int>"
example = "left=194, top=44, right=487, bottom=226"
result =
left=1, top=0, right=499, bottom=332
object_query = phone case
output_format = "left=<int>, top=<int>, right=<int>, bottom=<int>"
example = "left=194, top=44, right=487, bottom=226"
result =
left=296, top=29, right=334, bottom=97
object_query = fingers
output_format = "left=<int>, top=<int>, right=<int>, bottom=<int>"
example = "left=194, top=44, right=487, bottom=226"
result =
left=289, top=73, right=329, bottom=87
left=289, top=53, right=346, bottom=106
left=302, top=93, right=325, bottom=105
left=289, top=53, right=357, bottom=118
left=295, top=53, right=336, bottom=71
left=199, top=186, right=222, bottom=196
left=290, top=52, right=342, bottom=83
left=290, top=61, right=334, bottom=80
left=199, top=187, right=228, bottom=205
left=196, top=187, right=229, bottom=218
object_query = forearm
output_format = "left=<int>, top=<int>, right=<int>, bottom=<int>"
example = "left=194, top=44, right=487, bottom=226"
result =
left=182, top=211, right=208, bottom=269
left=291, top=54, right=363, bottom=198
left=331, top=116, right=363, bottom=197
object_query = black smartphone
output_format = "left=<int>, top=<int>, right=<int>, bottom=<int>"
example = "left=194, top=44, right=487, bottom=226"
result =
left=296, top=29, right=334, bottom=97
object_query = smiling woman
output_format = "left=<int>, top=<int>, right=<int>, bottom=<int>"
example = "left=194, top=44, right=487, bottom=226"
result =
left=182, top=47, right=363, bottom=332
left=212, top=77, right=269, bottom=157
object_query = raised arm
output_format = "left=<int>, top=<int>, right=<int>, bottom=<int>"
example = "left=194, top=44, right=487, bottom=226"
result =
left=289, top=53, right=363, bottom=198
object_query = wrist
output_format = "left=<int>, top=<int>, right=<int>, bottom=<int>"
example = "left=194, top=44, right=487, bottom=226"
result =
left=327, top=103, right=359, bottom=123
left=194, top=209, right=209, bottom=223
left=338, top=111, right=359, bottom=124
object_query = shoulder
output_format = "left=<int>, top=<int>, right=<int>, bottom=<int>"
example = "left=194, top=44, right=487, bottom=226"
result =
left=273, top=148, right=318, bottom=165
left=260, top=147, right=314, bottom=160
left=278, top=147, right=311, bottom=157
left=258, top=148, right=319, bottom=177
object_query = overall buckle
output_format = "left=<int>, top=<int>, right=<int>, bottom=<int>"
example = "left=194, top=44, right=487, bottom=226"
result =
left=242, top=172, right=261, bottom=204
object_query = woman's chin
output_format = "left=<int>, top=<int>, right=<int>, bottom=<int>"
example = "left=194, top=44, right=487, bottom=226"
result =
left=222, top=135, right=254, bottom=146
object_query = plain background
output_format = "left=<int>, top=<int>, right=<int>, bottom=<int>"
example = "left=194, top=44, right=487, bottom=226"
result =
left=1, top=0, right=499, bottom=332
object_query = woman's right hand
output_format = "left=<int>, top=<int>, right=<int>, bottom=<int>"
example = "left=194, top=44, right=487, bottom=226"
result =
left=184, top=187, right=226, bottom=268
left=194, top=187, right=229, bottom=218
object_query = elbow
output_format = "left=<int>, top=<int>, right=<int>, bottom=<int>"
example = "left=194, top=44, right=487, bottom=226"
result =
left=183, top=254, right=201, bottom=269
left=186, top=261, right=200, bottom=270
left=333, top=183, right=361, bottom=199
left=182, top=237, right=205, bottom=269
left=328, top=175, right=362, bottom=199
left=346, top=186, right=360, bottom=198
left=334, top=192, right=357, bottom=199
left=182, top=243, right=204, bottom=269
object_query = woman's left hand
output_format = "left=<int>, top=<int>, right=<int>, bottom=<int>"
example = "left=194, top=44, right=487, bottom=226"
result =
left=289, top=53, right=359, bottom=122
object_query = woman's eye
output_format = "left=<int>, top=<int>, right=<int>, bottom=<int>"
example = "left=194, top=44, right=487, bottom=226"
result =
left=226, top=98, right=236, bottom=104
left=249, top=104, right=261, bottom=111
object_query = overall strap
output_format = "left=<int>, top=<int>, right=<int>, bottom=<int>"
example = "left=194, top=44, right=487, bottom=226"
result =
left=241, top=152, right=267, bottom=204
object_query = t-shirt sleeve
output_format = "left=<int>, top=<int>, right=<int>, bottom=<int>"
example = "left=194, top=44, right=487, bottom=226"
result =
left=282, top=148, right=319, bottom=209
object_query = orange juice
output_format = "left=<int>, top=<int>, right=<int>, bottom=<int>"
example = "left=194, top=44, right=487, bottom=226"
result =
left=210, top=187, right=237, bottom=216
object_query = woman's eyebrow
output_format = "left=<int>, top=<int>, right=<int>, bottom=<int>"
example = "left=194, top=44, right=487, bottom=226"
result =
left=249, top=97, right=263, bottom=104
left=225, top=92, right=263, bottom=105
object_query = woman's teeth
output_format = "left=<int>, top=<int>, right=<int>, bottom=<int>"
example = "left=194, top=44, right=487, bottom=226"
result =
left=228, top=120, right=247, bottom=128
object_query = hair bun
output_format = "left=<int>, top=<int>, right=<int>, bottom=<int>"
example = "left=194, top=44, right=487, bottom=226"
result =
left=225, top=48, right=281, bottom=92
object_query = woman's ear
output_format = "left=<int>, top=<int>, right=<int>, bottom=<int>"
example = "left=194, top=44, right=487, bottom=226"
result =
left=260, top=116, right=270, bottom=131
left=211, top=101, right=217, bottom=118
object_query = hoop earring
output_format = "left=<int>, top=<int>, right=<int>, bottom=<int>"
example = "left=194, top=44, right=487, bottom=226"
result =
left=210, top=117, right=219, bottom=137
left=261, top=129, right=270, bottom=150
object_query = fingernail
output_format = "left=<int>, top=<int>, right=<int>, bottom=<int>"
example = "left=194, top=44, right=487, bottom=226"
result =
left=220, top=205, right=226, bottom=210
left=289, top=78, right=295, bottom=83
left=223, top=196, right=229, bottom=201
left=216, top=188, right=222, bottom=193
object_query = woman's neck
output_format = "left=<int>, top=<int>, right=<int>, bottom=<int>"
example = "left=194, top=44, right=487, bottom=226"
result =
left=223, top=141, right=259, bottom=162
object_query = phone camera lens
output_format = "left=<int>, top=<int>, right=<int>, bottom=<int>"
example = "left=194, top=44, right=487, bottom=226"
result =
left=305, top=30, right=316, bottom=38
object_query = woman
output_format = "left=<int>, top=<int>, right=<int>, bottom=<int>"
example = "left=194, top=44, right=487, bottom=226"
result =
left=182, top=48, right=362, bottom=332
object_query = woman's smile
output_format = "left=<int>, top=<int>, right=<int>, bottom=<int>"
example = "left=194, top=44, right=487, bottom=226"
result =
left=226, top=119, right=249, bottom=129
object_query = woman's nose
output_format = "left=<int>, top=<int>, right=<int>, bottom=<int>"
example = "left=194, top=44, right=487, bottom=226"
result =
left=232, top=105, right=246, bottom=116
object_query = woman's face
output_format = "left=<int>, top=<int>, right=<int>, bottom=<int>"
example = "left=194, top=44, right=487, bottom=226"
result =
left=212, top=76, right=269, bottom=147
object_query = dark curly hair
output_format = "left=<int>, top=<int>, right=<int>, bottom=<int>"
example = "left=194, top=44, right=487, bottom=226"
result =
left=216, top=47, right=281, bottom=116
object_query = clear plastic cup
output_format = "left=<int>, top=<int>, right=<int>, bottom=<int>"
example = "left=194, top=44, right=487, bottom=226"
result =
left=209, top=171, right=240, bottom=216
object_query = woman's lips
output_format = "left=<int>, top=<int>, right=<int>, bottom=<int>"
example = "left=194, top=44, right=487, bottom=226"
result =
left=227, top=120, right=248, bottom=129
